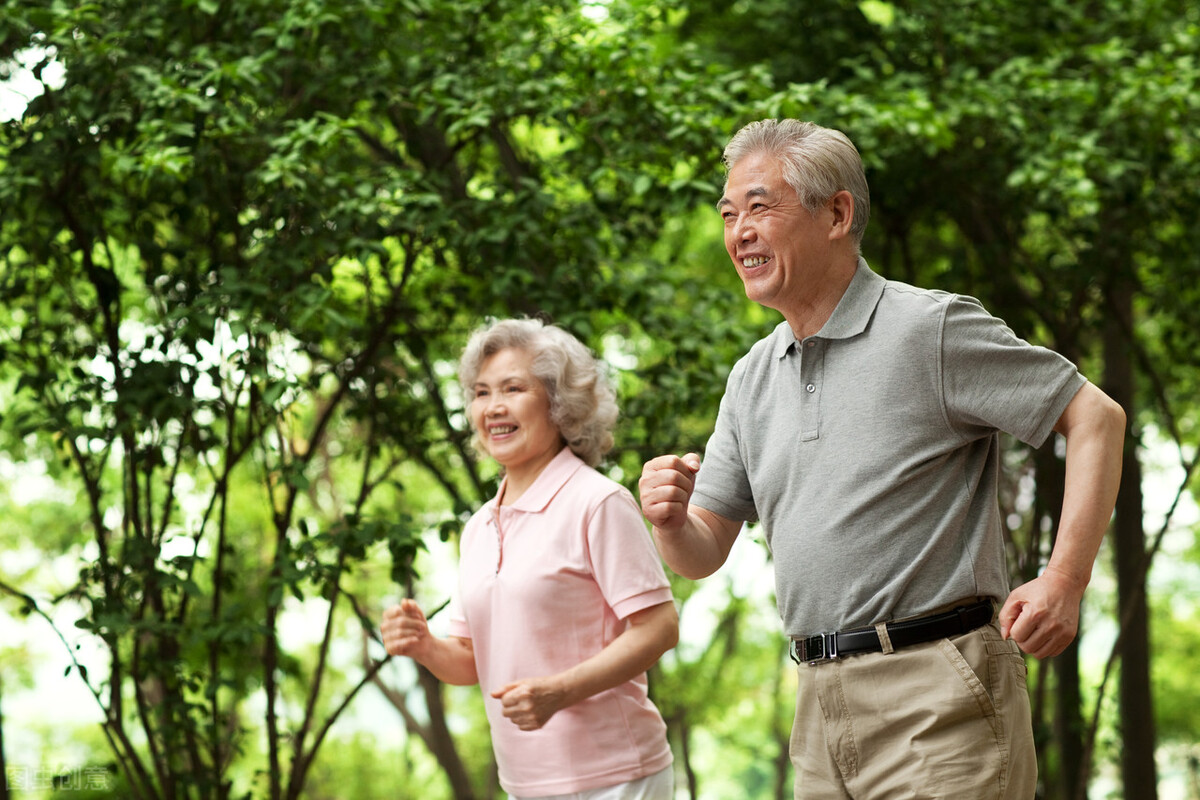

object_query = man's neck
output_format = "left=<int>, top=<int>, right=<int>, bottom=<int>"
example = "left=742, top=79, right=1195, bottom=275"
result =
left=782, top=256, right=859, bottom=340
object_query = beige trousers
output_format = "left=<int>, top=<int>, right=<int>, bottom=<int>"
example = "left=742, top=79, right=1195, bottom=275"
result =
left=789, top=621, right=1037, bottom=800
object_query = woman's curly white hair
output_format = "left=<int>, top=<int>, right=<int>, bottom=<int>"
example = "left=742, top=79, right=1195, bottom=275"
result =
left=458, top=318, right=618, bottom=467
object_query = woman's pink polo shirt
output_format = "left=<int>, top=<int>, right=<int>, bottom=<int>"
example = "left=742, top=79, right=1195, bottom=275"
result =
left=448, top=447, right=675, bottom=797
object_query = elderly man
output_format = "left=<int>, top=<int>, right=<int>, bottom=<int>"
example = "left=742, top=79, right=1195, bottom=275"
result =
left=639, top=118, right=1125, bottom=799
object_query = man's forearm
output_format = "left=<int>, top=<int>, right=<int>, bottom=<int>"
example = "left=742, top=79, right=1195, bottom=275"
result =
left=1046, top=382, right=1126, bottom=593
left=653, top=508, right=741, bottom=579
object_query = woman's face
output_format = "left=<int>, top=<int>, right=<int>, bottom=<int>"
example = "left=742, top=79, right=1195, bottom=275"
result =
left=469, top=347, right=563, bottom=478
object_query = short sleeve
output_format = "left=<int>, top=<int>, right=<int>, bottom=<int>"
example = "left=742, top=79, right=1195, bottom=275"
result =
left=585, top=488, right=673, bottom=621
left=446, top=509, right=490, bottom=641
left=446, top=595, right=471, bottom=640
left=691, top=357, right=758, bottom=523
left=940, top=295, right=1085, bottom=447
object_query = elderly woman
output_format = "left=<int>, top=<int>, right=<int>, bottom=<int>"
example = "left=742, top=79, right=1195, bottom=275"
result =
left=382, top=318, right=678, bottom=800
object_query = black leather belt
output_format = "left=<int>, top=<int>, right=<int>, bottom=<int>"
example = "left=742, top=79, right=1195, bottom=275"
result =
left=789, top=601, right=994, bottom=665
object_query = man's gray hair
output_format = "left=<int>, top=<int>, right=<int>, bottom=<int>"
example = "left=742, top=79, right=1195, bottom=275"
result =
left=723, top=119, right=871, bottom=246
left=458, top=318, right=618, bottom=467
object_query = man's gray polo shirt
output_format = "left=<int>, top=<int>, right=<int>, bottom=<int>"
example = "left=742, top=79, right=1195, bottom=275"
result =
left=692, top=259, right=1085, bottom=636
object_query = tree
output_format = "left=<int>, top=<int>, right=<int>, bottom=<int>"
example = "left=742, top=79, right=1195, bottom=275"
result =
left=6, top=0, right=1198, bottom=797
left=0, top=0, right=767, bottom=797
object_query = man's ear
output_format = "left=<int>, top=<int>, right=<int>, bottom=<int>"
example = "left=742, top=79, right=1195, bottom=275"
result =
left=828, top=190, right=855, bottom=240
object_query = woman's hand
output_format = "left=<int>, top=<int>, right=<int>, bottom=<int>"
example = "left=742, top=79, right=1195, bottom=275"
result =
left=491, top=677, right=569, bottom=731
left=490, top=600, right=679, bottom=731
left=381, top=599, right=433, bottom=660
left=380, top=599, right=479, bottom=686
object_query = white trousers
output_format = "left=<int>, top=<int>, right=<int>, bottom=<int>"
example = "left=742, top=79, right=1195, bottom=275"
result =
left=509, top=765, right=674, bottom=800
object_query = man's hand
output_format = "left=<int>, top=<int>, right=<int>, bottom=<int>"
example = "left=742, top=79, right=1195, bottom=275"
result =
left=491, top=677, right=569, bottom=731
left=639, top=453, right=742, bottom=580
left=998, top=567, right=1085, bottom=659
left=638, top=453, right=702, bottom=533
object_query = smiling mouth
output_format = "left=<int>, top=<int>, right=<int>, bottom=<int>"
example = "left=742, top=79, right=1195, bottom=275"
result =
left=742, top=256, right=769, bottom=268
left=489, top=425, right=517, bottom=435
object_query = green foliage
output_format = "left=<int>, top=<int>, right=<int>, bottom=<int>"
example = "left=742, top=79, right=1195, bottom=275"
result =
left=3, top=0, right=1200, bottom=798
left=1152, top=575, right=1200, bottom=743
left=656, top=577, right=794, bottom=796
left=0, top=0, right=768, bottom=797
left=299, top=731, right=424, bottom=800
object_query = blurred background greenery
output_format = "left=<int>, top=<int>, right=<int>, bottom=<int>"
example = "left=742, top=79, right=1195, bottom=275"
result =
left=1, top=0, right=1198, bottom=797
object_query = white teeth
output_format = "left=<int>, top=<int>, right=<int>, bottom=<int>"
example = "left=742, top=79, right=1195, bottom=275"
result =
left=742, top=256, right=769, bottom=268
left=490, top=425, right=517, bottom=435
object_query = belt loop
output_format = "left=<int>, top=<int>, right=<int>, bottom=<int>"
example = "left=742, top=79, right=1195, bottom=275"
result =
left=874, top=622, right=894, bottom=655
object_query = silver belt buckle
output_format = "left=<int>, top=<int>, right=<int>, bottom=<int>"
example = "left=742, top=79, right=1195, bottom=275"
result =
left=791, top=632, right=839, bottom=665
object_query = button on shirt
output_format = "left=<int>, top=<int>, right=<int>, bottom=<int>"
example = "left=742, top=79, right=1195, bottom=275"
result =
left=448, top=447, right=674, bottom=797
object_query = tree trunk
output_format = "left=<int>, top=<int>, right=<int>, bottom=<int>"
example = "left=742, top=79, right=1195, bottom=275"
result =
left=1103, top=279, right=1157, bottom=800
left=676, top=715, right=698, bottom=800
left=1055, top=638, right=1085, bottom=800
left=416, top=666, right=480, bottom=800
left=1034, top=441, right=1087, bottom=800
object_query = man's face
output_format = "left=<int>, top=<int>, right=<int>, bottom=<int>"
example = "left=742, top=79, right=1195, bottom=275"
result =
left=719, top=152, right=834, bottom=314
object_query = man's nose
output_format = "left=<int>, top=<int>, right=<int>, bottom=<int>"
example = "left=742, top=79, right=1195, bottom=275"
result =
left=731, top=214, right=754, bottom=242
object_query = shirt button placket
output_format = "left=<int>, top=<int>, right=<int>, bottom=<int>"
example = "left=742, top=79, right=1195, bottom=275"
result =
left=800, top=338, right=822, bottom=441
left=490, top=512, right=503, bottom=574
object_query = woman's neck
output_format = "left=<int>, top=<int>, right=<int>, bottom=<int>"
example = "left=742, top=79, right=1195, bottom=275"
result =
left=497, top=445, right=564, bottom=506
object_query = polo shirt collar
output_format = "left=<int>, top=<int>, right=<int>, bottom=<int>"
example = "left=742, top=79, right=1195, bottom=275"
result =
left=772, top=257, right=885, bottom=358
left=494, top=446, right=584, bottom=513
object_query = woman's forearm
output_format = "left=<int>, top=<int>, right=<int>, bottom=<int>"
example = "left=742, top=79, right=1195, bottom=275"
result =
left=415, top=635, right=480, bottom=686
left=489, top=600, right=679, bottom=730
